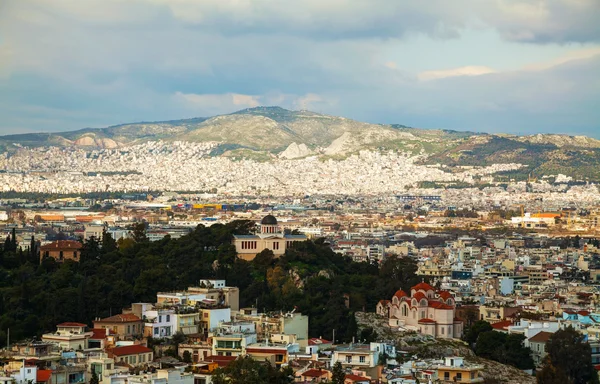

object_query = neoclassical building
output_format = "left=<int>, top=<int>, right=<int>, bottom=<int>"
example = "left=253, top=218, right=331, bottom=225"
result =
left=233, top=215, right=307, bottom=261
left=376, top=282, right=463, bottom=339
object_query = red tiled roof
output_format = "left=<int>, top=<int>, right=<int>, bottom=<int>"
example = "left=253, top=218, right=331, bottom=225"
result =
left=308, top=338, right=332, bottom=346
left=491, top=320, right=513, bottom=330
left=204, top=355, right=236, bottom=368
left=394, top=290, right=408, bottom=299
left=378, top=300, right=390, bottom=306
left=111, top=345, right=152, bottom=356
left=57, top=322, right=87, bottom=327
left=428, top=301, right=453, bottom=310
left=40, top=240, right=82, bottom=250
left=578, top=311, right=591, bottom=316
left=412, top=282, right=434, bottom=292
left=438, top=291, right=452, bottom=300
left=529, top=331, right=553, bottom=343
left=413, top=292, right=427, bottom=302
left=418, top=318, right=436, bottom=323
left=302, top=369, right=328, bottom=378
left=90, top=328, right=107, bottom=340
left=37, top=370, right=52, bottom=383
left=95, top=313, right=141, bottom=323
left=345, top=374, right=370, bottom=382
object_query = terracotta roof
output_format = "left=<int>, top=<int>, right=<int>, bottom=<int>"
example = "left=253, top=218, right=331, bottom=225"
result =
left=413, top=292, right=427, bottom=302
left=204, top=355, right=236, bottom=368
left=528, top=331, right=553, bottom=343
left=57, top=322, right=87, bottom=327
left=578, top=311, right=591, bottom=316
left=428, top=301, right=453, bottom=310
left=111, top=345, right=152, bottom=356
left=438, top=291, right=452, bottom=300
left=95, top=313, right=141, bottom=323
left=308, top=338, right=332, bottom=346
left=412, top=282, right=434, bottom=292
left=345, top=374, right=370, bottom=382
left=37, top=370, right=52, bottom=383
left=491, top=320, right=513, bottom=330
left=301, top=369, right=328, bottom=378
left=418, top=318, right=437, bottom=323
left=90, top=328, right=107, bottom=340
left=40, top=240, right=82, bottom=250
left=378, top=300, right=390, bottom=306
left=394, top=290, right=408, bottom=299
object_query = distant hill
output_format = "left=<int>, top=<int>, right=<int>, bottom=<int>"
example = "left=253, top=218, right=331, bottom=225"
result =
left=2, top=106, right=600, bottom=180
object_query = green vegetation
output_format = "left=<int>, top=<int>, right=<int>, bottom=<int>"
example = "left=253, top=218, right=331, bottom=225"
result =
left=537, top=327, right=599, bottom=384
left=463, top=321, right=534, bottom=371
left=211, top=356, right=293, bottom=384
left=0, top=221, right=421, bottom=346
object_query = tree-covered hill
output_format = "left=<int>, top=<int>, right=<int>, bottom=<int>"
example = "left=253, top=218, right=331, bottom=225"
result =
left=0, top=221, right=421, bottom=345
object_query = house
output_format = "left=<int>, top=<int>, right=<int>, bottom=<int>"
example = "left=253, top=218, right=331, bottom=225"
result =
left=40, top=240, right=82, bottom=262
left=109, top=345, right=153, bottom=367
left=331, top=343, right=381, bottom=378
left=212, top=333, right=257, bottom=357
left=344, top=374, right=371, bottom=384
left=246, top=343, right=299, bottom=367
left=178, top=341, right=212, bottom=363
left=88, top=353, right=128, bottom=384
left=41, top=322, right=93, bottom=351
left=528, top=331, right=553, bottom=366
left=377, top=282, right=463, bottom=339
left=93, top=314, right=143, bottom=340
left=143, top=308, right=176, bottom=339
left=306, top=338, right=333, bottom=354
left=436, top=356, right=484, bottom=383
left=297, top=368, right=331, bottom=382
left=232, top=215, right=307, bottom=261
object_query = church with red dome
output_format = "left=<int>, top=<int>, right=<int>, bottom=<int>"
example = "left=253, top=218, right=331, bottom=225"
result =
left=376, top=282, right=463, bottom=339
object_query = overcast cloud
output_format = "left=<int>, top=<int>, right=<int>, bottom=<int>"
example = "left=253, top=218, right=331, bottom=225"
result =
left=0, top=0, right=599, bottom=137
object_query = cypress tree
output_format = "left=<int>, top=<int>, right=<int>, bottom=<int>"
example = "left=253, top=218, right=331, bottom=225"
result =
left=11, top=228, right=17, bottom=251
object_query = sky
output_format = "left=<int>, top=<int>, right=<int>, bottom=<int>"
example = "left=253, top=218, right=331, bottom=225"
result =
left=1, top=0, right=599, bottom=137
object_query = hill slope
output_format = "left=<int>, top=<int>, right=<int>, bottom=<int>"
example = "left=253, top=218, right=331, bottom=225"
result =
left=1, top=106, right=600, bottom=180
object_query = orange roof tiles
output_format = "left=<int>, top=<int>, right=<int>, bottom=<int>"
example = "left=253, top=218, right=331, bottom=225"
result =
left=57, top=322, right=87, bottom=327
left=412, top=282, right=434, bottom=292
left=95, top=313, right=141, bottom=323
left=394, top=290, right=408, bottom=299
left=40, top=240, right=82, bottom=250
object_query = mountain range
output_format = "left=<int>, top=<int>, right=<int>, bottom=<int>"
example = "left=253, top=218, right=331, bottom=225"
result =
left=2, top=106, right=600, bottom=180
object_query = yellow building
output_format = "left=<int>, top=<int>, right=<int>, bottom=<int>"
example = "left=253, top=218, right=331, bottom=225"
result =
left=437, top=357, right=484, bottom=383
left=232, top=215, right=307, bottom=261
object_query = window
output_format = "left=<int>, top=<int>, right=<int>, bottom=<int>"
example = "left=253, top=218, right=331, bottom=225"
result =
left=444, top=372, right=450, bottom=380
left=456, top=373, right=462, bottom=380
left=273, top=242, right=279, bottom=250
left=106, top=364, right=112, bottom=370
left=154, top=328, right=159, bottom=335
left=359, top=356, right=365, bottom=363
left=166, top=315, right=170, bottom=322
left=441, top=327, right=444, bottom=335
left=471, top=372, right=475, bottom=379
left=159, top=315, right=162, bottom=323
left=127, top=325, right=131, bottom=334
left=346, top=355, right=352, bottom=363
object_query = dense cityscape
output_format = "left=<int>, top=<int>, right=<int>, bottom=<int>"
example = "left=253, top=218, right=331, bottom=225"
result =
left=3, top=0, right=600, bottom=383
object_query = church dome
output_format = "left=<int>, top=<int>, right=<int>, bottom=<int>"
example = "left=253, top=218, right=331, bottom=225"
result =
left=261, top=215, right=278, bottom=225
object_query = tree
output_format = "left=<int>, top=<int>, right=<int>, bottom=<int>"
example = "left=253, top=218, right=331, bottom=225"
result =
left=90, top=370, right=99, bottom=384
left=331, top=361, right=345, bottom=384
left=539, top=327, right=599, bottom=384
left=131, top=222, right=148, bottom=244
left=463, top=320, right=492, bottom=346
left=182, top=350, right=192, bottom=364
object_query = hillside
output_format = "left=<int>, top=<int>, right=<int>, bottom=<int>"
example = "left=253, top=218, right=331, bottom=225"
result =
left=1, top=106, right=600, bottom=180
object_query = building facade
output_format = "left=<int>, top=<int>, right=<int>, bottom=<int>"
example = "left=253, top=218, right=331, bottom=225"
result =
left=377, top=282, right=463, bottom=339
left=232, top=215, right=307, bottom=261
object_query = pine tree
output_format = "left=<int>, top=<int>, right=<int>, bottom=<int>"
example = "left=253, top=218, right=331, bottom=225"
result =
left=331, top=362, right=345, bottom=384
left=90, top=370, right=99, bottom=384
left=10, top=228, right=17, bottom=251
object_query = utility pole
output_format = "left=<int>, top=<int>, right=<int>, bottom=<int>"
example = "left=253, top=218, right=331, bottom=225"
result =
left=332, top=329, right=335, bottom=345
